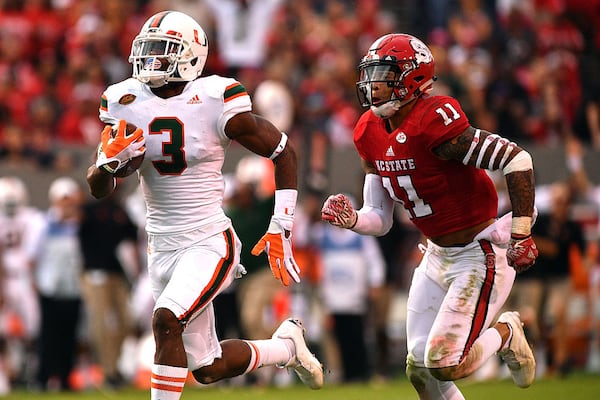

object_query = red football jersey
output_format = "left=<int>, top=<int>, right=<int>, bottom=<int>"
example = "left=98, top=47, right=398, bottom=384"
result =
left=354, top=95, right=498, bottom=238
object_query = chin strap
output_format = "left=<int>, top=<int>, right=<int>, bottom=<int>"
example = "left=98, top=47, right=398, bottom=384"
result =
left=371, top=101, right=401, bottom=118
left=144, top=76, right=169, bottom=88
left=371, top=96, right=417, bottom=118
left=371, top=78, right=435, bottom=119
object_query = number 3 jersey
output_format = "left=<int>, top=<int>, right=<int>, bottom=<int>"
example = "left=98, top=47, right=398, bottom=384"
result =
left=99, top=76, right=252, bottom=236
left=354, top=95, right=498, bottom=238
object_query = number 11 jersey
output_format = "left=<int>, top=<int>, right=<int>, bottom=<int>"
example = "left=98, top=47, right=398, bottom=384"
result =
left=353, top=94, right=498, bottom=238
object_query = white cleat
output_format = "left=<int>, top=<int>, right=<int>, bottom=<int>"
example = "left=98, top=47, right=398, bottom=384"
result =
left=272, top=318, right=323, bottom=389
left=497, top=311, right=536, bottom=388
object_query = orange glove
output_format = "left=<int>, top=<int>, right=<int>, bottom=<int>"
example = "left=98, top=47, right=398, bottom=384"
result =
left=251, top=214, right=300, bottom=286
left=96, top=120, right=145, bottom=173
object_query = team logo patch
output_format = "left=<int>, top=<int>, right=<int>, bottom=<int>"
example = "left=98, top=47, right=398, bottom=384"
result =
left=396, top=132, right=407, bottom=143
left=118, top=94, right=137, bottom=105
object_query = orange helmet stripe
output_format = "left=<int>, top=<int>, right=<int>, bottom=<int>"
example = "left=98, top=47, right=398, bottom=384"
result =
left=149, top=11, right=170, bottom=28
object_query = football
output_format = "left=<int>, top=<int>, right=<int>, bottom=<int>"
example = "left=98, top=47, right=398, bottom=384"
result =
left=112, top=122, right=145, bottom=178
left=114, top=153, right=145, bottom=177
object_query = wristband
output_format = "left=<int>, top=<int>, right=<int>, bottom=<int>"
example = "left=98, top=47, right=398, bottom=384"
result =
left=511, top=216, right=532, bottom=236
left=503, top=151, right=533, bottom=175
left=274, top=189, right=297, bottom=217
left=269, top=132, right=288, bottom=160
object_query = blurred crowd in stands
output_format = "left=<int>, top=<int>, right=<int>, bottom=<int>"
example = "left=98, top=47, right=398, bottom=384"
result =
left=0, top=0, right=598, bottom=177
left=1, top=0, right=600, bottom=394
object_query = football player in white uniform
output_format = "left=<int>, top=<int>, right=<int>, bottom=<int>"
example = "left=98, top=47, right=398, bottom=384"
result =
left=86, top=11, right=323, bottom=398
left=0, top=177, right=45, bottom=388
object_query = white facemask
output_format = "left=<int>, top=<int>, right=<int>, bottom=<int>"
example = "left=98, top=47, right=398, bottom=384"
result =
left=371, top=101, right=401, bottom=119
left=371, top=97, right=418, bottom=119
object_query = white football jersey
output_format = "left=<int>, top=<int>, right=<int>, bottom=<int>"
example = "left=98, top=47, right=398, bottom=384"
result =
left=100, top=76, right=252, bottom=235
left=0, top=206, right=44, bottom=338
left=0, top=206, right=45, bottom=276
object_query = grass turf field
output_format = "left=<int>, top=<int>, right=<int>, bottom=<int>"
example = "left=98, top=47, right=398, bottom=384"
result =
left=3, top=373, right=600, bottom=400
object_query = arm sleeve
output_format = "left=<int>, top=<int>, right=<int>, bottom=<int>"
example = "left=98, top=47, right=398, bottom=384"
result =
left=352, top=173, right=395, bottom=236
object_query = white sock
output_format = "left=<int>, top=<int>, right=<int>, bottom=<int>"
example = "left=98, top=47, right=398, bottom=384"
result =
left=151, top=364, right=188, bottom=400
left=477, top=327, right=503, bottom=355
left=460, top=328, right=504, bottom=373
left=243, top=338, right=293, bottom=373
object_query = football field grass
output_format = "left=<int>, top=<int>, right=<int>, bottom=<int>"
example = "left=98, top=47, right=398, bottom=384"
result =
left=3, top=372, right=600, bottom=400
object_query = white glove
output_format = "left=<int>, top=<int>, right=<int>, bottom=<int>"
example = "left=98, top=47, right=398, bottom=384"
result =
left=321, top=193, right=358, bottom=228
left=234, top=264, right=247, bottom=279
left=96, top=120, right=146, bottom=173
left=251, top=214, right=301, bottom=286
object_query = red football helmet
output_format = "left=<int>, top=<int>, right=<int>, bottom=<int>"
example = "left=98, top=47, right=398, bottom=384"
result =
left=356, top=34, right=436, bottom=118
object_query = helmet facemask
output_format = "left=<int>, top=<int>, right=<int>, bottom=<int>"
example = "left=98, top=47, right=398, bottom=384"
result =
left=356, top=60, right=419, bottom=118
left=130, top=30, right=193, bottom=88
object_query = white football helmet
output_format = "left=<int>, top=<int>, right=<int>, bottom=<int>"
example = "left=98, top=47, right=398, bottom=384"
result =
left=129, top=11, right=208, bottom=88
left=0, top=176, right=28, bottom=217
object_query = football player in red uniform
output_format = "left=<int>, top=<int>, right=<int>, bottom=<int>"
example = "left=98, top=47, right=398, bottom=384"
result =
left=322, top=34, right=538, bottom=398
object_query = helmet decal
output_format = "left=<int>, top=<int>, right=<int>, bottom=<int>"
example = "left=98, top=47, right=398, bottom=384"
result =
left=193, top=29, right=207, bottom=46
left=148, top=11, right=170, bottom=28
left=410, top=38, right=433, bottom=65
left=165, top=30, right=182, bottom=38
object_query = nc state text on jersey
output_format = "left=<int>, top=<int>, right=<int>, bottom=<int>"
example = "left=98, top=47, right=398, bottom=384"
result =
left=375, top=158, right=416, bottom=172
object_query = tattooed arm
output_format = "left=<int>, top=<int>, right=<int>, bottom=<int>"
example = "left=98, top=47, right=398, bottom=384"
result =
left=433, top=126, right=535, bottom=222
left=433, top=126, right=537, bottom=271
